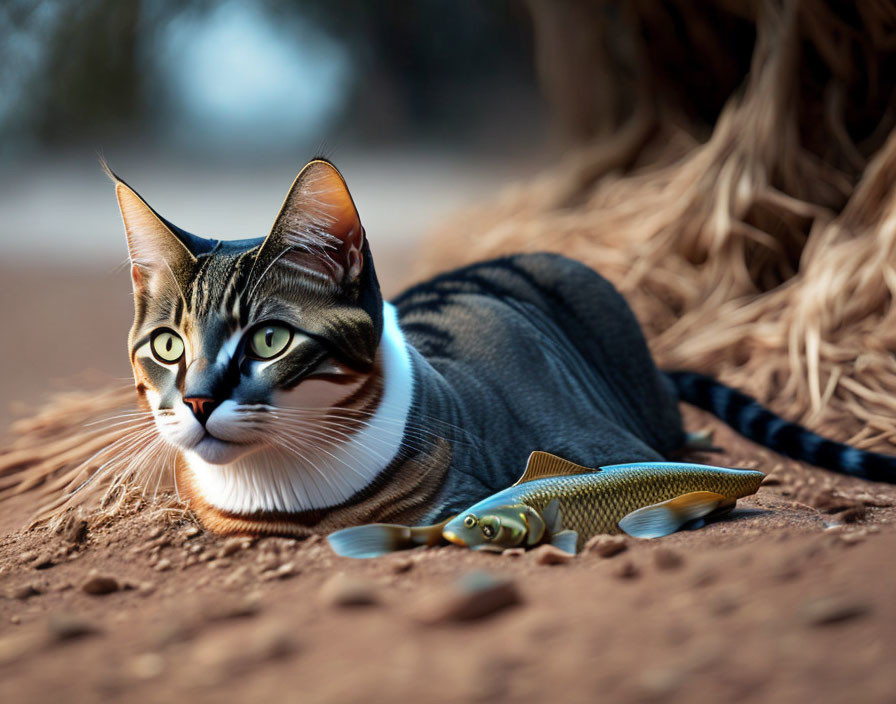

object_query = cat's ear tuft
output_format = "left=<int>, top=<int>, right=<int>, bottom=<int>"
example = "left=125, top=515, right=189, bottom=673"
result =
left=111, top=178, right=196, bottom=294
left=267, top=159, right=365, bottom=285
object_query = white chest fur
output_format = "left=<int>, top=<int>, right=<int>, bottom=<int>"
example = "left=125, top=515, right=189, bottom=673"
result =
left=183, top=303, right=414, bottom=514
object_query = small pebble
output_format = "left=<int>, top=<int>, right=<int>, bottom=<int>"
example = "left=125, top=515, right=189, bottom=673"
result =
left=770, top=559, right=800, bottom=581
left=585, top=535, right=628, bottom=558
left=690, top=566, right=718, bottom=587
left=415, top=571, right=521, bottom=624
left=203, top=594, right=261, bottom=621
left=653, top=548, right=684, bottom=570
left=318, top=573, right=379, bottom=607
left=48, top=613, right=95, bottom=641
left=800, top=596, right=870, bottom=626
left=155, top=558, right=172, bottom=572
left=10, top=584, right=42, bottom=600
left=82, top=575, right=119, bottom=596
left=638, top=666, right=684, bottom=699
left=129, top=653, right=165, bottom=680
left=613, top=560, right=640, bottom=580
left=10, top=615, right=21, bottom=625
left=837, top=531, right=866, bottom=546
left=389, top=556, right=415, bottom=573
left=219, top=538, right=247, bottom=557
left=61, top=517, right=88, bottom=545
left=531, top=544, right=574, bottom=565
left=831, top=506, right=866, bottom=524
left=502, top=548, right=526, bottom=558
left=261, top=562, right=298, bottom=581
left=18, top=550, right=37, bottom=565
left=0, top=631, right=45, bottom=666
left=183, top=525, right=201, bottom=538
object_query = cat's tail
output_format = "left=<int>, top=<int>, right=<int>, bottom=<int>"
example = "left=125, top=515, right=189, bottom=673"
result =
left=665, top=370, right=896, bottom=483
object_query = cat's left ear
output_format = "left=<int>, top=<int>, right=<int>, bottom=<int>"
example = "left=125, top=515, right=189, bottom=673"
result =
left=105, top=165, right=197, bottom=295
left=263, top=159, right=365, bottom=286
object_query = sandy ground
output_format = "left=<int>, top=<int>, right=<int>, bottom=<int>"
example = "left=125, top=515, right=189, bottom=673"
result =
left=2, top=269, right=896, bottom=703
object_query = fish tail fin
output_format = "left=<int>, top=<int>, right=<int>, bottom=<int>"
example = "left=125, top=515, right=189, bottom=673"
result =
left=327, top=521, right=447, bottom=559
left=666, top=371, right=896, bottom=483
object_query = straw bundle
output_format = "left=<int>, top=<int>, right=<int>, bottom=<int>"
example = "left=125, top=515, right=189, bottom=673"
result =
left=418, top=0, right=896, bottom=456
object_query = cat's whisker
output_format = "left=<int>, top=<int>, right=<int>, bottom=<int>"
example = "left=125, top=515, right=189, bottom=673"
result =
left=269, top=432, right=352, bottom=498
left=84, top=415, right=156, bottom=430
left=150, top=444, right=175, bottom=501
left=270, top=426, right=380, bottom=485
left=268, top=436, right=331, bottom=508
left=97, top=433, right=162, bottom=490
left=280, top=414, right=448, bottom=458
left=271, top=407, right=472, bottom=447
left=270, top=406, right=480, bottom=446
left=270, top=417, right=398, bottom=467
left=64, top=426, right=162, bottom=498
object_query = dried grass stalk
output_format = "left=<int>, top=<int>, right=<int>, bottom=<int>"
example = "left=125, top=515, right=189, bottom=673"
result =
left=418, top=1, right=896, bottom=455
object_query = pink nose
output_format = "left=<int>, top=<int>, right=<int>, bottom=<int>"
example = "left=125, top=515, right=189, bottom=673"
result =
left=183, top=397, right=219, bottom=425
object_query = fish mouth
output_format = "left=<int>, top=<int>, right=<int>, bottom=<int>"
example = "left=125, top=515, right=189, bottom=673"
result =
left=442, top=530, right=467, bottom=547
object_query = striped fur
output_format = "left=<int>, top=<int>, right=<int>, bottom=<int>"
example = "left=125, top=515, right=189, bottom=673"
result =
left=113, top=159, right=896, bottom=537
left=666, top=371, right=896, bottom=481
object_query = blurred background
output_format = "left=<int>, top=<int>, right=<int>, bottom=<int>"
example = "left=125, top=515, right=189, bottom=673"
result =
left=0, top=0, right=555, bottom=429
left=3, top=0, right=893, bottom=441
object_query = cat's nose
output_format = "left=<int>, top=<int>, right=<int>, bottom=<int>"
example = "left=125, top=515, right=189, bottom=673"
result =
left=183, top=397, right=220, bottom=426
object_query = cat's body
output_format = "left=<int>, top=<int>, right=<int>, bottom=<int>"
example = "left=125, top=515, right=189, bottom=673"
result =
left=394, top=253, right=685, bottom=523
left=112, top=159, right=896, bottom=537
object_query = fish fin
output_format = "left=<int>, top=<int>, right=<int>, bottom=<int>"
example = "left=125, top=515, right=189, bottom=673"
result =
left=540, top=498, right=564, bottom=534
left=550, top=530, right=579, bottom=555
left=617, top=491, right=726, bottom=539
left=410, top=519, right=454, bottom=547
left=327, top=521, right=447, bottom=559
left=514, top=451, right=597, bottom=486
left=524, top=507, right=547, bottom=546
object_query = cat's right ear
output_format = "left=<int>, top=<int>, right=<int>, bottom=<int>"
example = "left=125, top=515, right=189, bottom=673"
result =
left=108, top=172, right=196, bottom=295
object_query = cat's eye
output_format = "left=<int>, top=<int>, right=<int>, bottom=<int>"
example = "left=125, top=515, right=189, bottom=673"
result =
left=150, top=329, right=185, bottom=364
left=248, top=323, right=293, bottom=360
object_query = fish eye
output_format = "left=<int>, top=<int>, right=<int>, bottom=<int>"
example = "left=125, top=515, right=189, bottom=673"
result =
left=463, top=515, right=477, bottom=529
left=150, top=329, right=185, bottom=364
left=248, top=323, right=293, bottom=360
left=480, top=516, right=500, bottom=540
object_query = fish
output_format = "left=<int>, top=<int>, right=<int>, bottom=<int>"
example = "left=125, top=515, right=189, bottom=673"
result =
left=327, top=451, right=765, bottom=558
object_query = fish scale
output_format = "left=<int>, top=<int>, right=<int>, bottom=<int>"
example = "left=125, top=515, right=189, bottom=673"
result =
left=480, top=463, right=765, bottom=549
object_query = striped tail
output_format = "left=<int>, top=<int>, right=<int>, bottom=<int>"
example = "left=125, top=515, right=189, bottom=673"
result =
left=665, top=371, right=896, bottom=483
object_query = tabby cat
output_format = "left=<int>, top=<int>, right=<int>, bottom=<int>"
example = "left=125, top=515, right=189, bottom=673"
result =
left=113, top=159, right=896, bottom=536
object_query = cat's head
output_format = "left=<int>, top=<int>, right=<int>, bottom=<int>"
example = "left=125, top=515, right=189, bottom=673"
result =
left=114, top=160, right=385, bottom=469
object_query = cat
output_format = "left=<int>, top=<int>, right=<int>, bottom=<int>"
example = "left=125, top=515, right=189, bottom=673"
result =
left=112, top=158, right=896, bottom=536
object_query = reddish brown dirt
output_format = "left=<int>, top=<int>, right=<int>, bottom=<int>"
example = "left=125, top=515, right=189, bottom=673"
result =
left=3, top=267, right=896, bottom=703
left=2, top=406, right=896, bottom=704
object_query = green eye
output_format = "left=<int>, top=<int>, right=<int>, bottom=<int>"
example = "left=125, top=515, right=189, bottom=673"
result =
left=150, top=329, right=184, bottom=364
left=249, top=324, right=293, bottom=360
left=463, top=515, right=477, bottom=529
